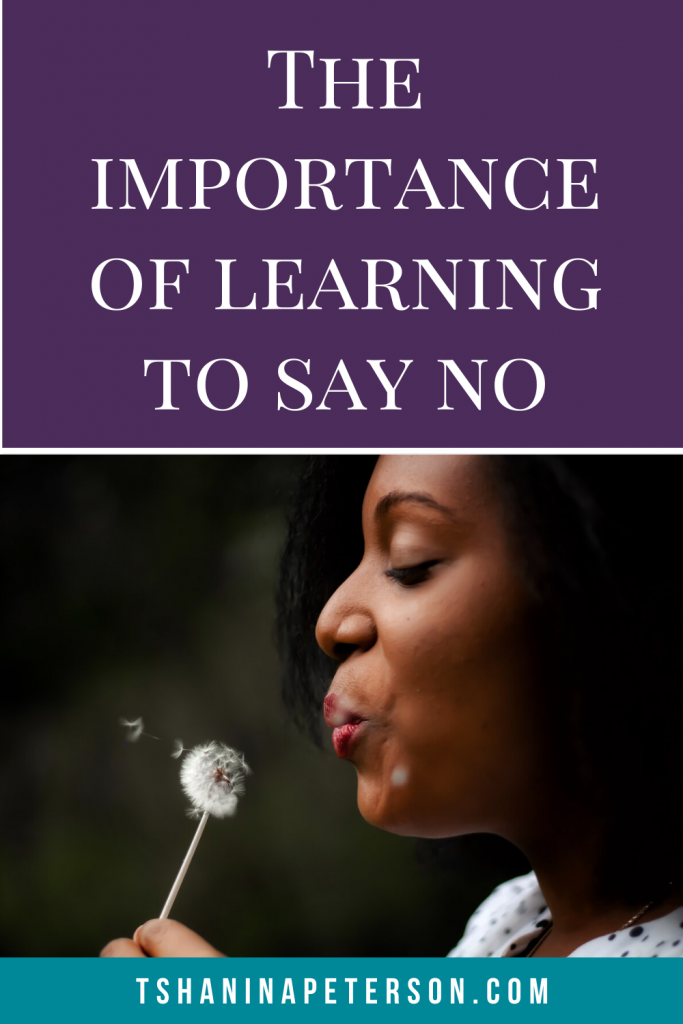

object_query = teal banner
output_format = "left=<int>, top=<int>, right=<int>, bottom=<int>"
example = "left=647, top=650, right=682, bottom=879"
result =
left=1, top=959, right=679, bottom=1023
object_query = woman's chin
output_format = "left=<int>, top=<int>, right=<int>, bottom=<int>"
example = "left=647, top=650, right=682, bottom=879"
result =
left=356, top=776, right=427, bottom=837
left=356, top=775, right=477, bottom=839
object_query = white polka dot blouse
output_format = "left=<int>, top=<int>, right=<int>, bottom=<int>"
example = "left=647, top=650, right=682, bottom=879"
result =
left=447, top=872, right=683, bottom=958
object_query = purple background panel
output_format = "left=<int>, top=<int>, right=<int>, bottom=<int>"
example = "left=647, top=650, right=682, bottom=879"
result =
left=3, top=0, right=681, bottom=447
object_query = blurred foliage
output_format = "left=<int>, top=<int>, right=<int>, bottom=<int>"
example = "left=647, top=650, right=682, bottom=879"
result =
left=0, top=455, right=527, bottom=956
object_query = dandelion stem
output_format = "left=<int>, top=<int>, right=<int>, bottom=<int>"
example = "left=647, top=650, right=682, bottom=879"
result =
left=159, top=811, right=209, bottom=920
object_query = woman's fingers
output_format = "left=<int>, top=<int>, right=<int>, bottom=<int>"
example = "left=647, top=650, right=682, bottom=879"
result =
left=99, top=919, right=225, bottom=958
left=133, top=919, right=225, bottom=957
left=100, top=938, right=146, bottom=957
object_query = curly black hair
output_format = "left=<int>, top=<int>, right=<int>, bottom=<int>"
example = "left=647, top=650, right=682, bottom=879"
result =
left=276, top=455, right=683, bottom=900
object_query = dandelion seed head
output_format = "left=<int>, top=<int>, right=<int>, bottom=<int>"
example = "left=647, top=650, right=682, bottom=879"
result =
left=179, top=741, right=251, bottom=819
left=390, top=765, right=409, bottom=787
left=119, top=717, right=144, bottom=743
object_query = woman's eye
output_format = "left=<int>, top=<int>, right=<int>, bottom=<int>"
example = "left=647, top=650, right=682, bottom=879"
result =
left=385, top=560, right=440, bottom=587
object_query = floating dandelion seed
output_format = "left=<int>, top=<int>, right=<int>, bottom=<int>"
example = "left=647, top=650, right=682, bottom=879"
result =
left=159, top=741, right=251, bottom=920
left=391, top=766, right=409, bottom=787
left=119, top=717, right=162, bottom=743
left=119, top=717, right=145, bottom=743
left=171, top=738, right=186, bottom=760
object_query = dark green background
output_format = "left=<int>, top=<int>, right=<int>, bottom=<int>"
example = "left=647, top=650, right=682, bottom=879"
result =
left=0, top=455, right=525, bottom=956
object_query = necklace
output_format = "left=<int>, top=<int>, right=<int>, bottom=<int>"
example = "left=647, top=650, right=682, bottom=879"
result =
left=526, top=881, right=674, bottom=957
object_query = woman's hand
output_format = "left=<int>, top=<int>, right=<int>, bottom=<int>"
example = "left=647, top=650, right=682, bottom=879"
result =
left=100, top=919, right=225, bottom=957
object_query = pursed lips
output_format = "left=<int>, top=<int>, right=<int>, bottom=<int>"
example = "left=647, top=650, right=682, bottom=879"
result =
left=323, top=693, right=368, bottom=759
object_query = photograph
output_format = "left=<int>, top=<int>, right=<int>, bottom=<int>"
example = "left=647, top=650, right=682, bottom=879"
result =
left=2, top=454, right=681, bottom=960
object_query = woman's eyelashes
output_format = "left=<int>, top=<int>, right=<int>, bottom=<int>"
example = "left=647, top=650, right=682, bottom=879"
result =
left=385, top=560, right=441, bottom=587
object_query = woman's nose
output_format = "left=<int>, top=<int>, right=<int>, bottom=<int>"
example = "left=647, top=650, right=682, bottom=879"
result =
left=315, top=577, right=377, bottom=662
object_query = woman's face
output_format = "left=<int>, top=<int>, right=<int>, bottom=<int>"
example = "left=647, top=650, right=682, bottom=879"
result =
left=316, top=454, right=547, bottom=840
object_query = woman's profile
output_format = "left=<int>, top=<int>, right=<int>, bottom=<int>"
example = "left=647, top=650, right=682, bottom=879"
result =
left=102, top=455, right=683, bottom=958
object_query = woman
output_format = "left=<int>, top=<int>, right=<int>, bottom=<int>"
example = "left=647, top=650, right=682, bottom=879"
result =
left=102, top=454, right=683, bottom=958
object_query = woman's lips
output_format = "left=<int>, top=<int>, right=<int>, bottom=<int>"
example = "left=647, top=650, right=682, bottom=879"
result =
left=331, top=720, right=366, bottom=759
left=324, top=693, right=367, bottom=758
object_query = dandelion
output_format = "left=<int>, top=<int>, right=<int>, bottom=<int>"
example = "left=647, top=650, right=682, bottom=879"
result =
left=180, top=741, right=250, bottom=819
left=159, top=741, right=251, bottom=919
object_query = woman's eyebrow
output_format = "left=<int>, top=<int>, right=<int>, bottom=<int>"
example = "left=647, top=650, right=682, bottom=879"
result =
left=373, top=490, right=456, bottom=522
